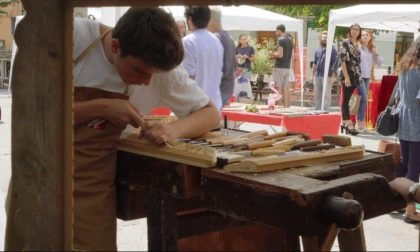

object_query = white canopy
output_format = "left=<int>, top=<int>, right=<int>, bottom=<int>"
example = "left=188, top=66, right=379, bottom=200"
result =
left=96, top=5, right=305, bottom=106
left=322, top=4, right=420, bottom=110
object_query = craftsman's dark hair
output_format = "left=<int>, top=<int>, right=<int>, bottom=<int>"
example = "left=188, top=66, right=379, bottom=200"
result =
left=184, top=6, right=211, bottom=29
left=112, top=7, right=183, bottom=71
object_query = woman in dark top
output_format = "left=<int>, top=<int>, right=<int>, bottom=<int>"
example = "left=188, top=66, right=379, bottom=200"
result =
left=236, top=34, right=255, bottom=76
left=339, top=23, right=362, bottom=135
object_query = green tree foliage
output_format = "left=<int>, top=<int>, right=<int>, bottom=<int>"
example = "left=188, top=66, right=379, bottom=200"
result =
left=261, top=5, right=349, bottom=39
left=0, top=0, right=18, bottom=15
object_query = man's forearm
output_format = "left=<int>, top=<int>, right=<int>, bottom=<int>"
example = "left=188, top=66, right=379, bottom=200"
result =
left=169, top=101, right=221, bottom=139
left=74, top=100, right=105, bottom=125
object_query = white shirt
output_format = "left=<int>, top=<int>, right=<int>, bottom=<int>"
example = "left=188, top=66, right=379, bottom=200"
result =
left=73, top=18, right=209, bottom=118
left=182, top=29, right=224, bottom=110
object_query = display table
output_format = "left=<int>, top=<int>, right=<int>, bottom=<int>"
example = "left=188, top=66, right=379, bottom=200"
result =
left=221, top=106, right=341, bottom=140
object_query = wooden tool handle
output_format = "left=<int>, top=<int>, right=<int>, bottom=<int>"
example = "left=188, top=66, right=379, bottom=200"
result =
left=317, top=196, right=363, bottom=230
left=251, top=149, right=285, bottom=156
left=264, top=132, right=288, bottom=140
left=231, top=137, right=265, bottom=148
left=287, top=131, right=310, bottom=141
left=246, top=140, right=276, bottom=150
left=291, top=140, right=322, bottom=150
left=239, top=130, right=268, bottom=139
left=222, top=136, right=262, bottom=146
left=301, top=144, right=335, bottom=152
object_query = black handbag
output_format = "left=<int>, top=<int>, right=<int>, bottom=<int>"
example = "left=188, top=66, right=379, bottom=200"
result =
left=376, top=105, right=399, bottom=136
left=376, top=82, right=399, bottom=136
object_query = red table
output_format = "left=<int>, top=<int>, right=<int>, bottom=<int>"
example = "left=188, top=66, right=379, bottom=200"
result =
left=222, top=110, right=342, bottom=140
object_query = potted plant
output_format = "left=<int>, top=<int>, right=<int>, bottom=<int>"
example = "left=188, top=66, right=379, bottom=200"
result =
left=251, top=38, right=276, bottom=101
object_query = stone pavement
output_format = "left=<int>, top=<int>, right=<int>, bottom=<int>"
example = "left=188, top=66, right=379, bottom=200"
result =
left=0, top=90, right=418, bottom=250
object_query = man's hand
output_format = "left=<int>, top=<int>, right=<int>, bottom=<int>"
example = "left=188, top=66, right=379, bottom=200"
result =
left=101, top=99, right=145, bottom=128
left=139, top=121, right=180, bottom=144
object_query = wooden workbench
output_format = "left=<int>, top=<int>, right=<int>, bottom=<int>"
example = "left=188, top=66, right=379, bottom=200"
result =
left=116, top=147, right=405, bottom=251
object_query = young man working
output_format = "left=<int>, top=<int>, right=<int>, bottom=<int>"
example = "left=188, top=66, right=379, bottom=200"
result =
left=75, top=7, right=220, bottom=250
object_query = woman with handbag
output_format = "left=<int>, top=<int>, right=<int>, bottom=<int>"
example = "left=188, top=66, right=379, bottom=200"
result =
left=338, top=23, right=362, bottom=135
left=394, top=36, right=420, bottom=223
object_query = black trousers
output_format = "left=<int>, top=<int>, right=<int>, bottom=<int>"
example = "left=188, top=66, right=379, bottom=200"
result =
left=341, top=84, right=357, bottom=120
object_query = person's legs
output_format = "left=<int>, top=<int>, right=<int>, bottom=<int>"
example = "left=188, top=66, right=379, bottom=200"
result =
left=405, top=140, right=420, bottom=183
left=323, top=77, right=333, bottom=112
left=314, top=76, right=323, bottom=110
left=282, top=69, right=291, bottom=107
left=402, top=140, right=420, bottom=223
left=341, top=85, right=356, bottom=121
left=397, top=139, right=409, bottom=178
left=274, top=68, right=289, bottom=107
left=282, top=83, right=290, bottom=107
left=356, top=78, right=369, bottom=130
left=341, top=84, right=358, bottom=135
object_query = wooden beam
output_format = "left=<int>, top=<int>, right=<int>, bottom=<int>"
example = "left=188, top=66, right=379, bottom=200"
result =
left=69, top=0, right=420, bottom=7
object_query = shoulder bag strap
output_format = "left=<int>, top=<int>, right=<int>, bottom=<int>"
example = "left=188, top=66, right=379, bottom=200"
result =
left=388, top=80, right=399, bottom=106
left=73, top=28, right=113, bottom=65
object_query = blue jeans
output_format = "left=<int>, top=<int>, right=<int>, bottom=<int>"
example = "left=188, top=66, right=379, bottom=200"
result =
left=356, top=78, right=369, bottom=122
left=396, top=139, right=420, bottom=182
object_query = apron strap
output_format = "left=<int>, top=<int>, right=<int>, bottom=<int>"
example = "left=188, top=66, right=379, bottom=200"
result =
left=74, top=28, right=113, bottom=65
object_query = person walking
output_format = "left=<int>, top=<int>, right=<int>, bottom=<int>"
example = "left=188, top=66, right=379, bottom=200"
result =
left=394, top=36, right=420, bottom=223
left=270, top=24, right=293, bottom=108
left=338, top=23, right=362, bottom=135
left=311, top=30, right=338, bottom=111
left=207, top=6, right=236, bottom=106
left=183, top=6, right=224, bottom=111
left=356, top=29, right=383, bottom=132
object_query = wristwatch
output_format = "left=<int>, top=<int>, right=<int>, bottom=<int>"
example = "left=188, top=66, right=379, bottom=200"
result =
left=408, top=183, right=420, bottom=203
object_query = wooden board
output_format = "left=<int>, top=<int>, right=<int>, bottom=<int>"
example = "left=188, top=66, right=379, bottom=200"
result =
left=224, top=145, right=365, bottom=173
left=117, top=135, right=217, bottom=168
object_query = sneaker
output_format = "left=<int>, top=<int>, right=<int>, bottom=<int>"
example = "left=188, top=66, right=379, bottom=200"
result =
left=357, top=128, right=370, bottom=134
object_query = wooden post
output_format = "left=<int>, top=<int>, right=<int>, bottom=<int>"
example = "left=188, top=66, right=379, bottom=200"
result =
left=8, top=0, right=72, bottom=250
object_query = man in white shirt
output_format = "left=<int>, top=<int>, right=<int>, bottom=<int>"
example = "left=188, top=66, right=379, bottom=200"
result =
left=10, top=7, right=219, bottom=251
left=182, top=6, right=224, bottom=110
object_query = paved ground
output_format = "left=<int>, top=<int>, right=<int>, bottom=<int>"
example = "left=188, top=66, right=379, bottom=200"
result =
left=0, top=89, right=418, bottom=250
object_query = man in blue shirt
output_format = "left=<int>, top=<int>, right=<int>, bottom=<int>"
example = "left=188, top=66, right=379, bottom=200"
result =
left=311, top=31, right=338, bottom=111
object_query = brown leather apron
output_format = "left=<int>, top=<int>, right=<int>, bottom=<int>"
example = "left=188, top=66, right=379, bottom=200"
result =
left=72, top=29, right=126, bottom=251
left=73, top=86, right=128, bottom=251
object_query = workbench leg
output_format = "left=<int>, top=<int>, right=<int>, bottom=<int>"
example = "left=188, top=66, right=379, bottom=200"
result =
left=337, top=223, right=366, bottom=251
left=302, top=224, right=339, bottom=251
left=301, top=236, right=320, bottom=251
left=146, top=192, right=178, bottom=251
